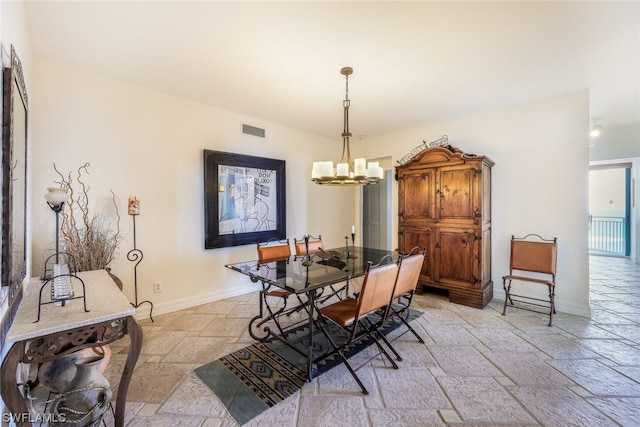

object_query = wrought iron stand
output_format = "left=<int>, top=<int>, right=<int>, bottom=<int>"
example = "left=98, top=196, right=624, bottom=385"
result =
left=128, top=214, right=154, bottom=321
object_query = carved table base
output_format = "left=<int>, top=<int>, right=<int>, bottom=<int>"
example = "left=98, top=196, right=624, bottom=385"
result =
left=1, top=316, right=142, bottom=426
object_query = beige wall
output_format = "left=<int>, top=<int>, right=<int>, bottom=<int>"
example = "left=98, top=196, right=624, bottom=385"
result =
left=29, top=57, right=357, bottom=318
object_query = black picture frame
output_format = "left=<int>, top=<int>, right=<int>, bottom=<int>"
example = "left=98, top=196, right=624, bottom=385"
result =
left=1, top=45, right=27, bottom=347
left=204, top=150, right=286, bottom=249
left=2, top=46, right=27, bottom=295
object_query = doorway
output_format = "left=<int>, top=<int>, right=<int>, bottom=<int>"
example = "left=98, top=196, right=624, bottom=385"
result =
left=362, top=169, right=392, bottom=250
left=589, top=164, right=631, bottom=256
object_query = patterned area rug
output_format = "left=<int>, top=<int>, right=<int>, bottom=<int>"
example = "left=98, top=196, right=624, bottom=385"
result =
left=194, top=309, right=421, bottom=425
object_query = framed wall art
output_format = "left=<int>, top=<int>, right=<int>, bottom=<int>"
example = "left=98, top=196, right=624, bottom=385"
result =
left=203, top=150, right=286, bottom=249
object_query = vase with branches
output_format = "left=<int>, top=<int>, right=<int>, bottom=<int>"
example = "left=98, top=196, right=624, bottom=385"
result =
left=52, top=162, right=122, bottom=273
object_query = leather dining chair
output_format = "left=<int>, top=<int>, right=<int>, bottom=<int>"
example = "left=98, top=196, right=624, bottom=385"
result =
left=249, top=238, right=307, bottom=341
left=315, top=259, right=400, bottom=395
left=382, top=247, right=426, bottom=361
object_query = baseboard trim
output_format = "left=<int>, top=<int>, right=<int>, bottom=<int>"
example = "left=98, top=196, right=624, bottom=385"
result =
left=131, top=282, right=261, bottom=321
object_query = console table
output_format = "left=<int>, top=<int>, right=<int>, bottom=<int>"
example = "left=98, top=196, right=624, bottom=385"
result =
left=1, top=269, right=143, bottom=426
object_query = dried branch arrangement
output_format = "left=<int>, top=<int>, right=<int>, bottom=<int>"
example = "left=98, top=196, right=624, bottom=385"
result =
left=53, top=162, right=122, bottom=272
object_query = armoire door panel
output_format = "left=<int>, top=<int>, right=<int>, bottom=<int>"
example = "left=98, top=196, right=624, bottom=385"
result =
left=399, top=227, right=432, bottom=279
left=438, top=167, right=478, bottom=223
left=399, top=171, right=435, bottom=221
left=437, top=230, right=476, bottom=287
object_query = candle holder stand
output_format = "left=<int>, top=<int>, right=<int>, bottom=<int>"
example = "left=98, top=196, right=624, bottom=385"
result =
left=127, top=214, right=154, bottom=322
left=301, top=235, right=314, bottom=266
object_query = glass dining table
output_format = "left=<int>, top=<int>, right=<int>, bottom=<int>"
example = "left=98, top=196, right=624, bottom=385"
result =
left=225, top=245, right=396, bottom=380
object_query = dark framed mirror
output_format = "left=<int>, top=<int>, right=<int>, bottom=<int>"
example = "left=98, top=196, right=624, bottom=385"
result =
left=1, top=45, right=28, bottom=310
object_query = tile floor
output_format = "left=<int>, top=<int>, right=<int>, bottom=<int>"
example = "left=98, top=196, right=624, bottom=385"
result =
left=77, top=256, right=640, bottom=425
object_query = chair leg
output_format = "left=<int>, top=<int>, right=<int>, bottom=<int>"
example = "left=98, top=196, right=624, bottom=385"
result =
left=316, top=320, right=369, bottom=395
left=502, top=279, right=511, bottom=315
left=548, top=284, right=555, bottom=327
left=249, top=289, right=291, bottom=341
left=335, top=349, right=369, bottom=395
left=374, top=330, right=402, bottom=363
left=391, top=301, right=425, bottom=344
left=360, top=318, right=399, bottom=368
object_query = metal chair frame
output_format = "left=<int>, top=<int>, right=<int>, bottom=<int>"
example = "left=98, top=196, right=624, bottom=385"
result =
left=502, top=234, right=558, bottom=326
left=315, top=259, right=400, bottom=395
left=382, top=247, right=426, bottom=362
left=248, top=238, right=308, bottom=341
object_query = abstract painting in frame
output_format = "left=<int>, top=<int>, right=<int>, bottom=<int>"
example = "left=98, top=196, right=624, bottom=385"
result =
left=204, top=150, right=286, bottom=249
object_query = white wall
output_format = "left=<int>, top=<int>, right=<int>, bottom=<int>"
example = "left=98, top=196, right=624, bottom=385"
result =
left=363, top=91, right=591, bottom=317
left=29, top=57, right=357, bottom=319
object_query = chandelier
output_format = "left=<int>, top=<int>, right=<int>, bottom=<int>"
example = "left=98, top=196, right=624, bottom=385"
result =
left=311, top=67, right=383, bottom=186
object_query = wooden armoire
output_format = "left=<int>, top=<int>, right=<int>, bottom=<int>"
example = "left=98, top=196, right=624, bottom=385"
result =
left=396, top=146, right=494, bottom=308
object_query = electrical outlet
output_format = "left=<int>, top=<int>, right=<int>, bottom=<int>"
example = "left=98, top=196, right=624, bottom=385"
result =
left=154, top=282, right=162, bottom=293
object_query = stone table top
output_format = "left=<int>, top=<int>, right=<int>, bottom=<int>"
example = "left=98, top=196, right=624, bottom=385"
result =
left=6, top=269, right=135, bottom=343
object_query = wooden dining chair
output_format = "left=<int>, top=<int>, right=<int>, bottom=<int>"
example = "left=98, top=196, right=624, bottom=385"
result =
left=316, top=259, right=400, bottom=395
left=249, top=238, right=307, bottom=341
left=502, top=234, right=557, bottom=326
left=382, top=247, right=426, bottom=361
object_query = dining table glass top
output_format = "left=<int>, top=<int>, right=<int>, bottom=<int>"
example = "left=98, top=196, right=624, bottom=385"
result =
left=226, top=246, right=395, bottom=294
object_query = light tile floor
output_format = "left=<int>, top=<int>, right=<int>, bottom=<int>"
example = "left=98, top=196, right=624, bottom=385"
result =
left=94, top=256, right=640, bottom=425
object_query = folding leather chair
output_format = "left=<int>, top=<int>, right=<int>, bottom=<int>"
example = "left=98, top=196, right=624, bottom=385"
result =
left=383, top=247, right=426, bottom=361
left=316, top=259, right=400, bottom=395
left=502, top=234, right=558, bottom=326
left=249, top=239, right=307, bottom=341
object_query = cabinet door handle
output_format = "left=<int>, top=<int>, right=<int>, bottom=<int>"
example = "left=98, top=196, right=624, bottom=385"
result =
left=399, top=211, right=406, bottom=219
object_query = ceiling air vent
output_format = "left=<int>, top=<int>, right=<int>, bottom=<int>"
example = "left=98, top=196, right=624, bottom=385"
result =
left=242, top=123, right=266, bottom=138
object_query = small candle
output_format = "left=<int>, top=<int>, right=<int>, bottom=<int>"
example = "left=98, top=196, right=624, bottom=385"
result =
left=128, top=195, right=140, bottom=215
left=352, top=225, right=355, bottom=234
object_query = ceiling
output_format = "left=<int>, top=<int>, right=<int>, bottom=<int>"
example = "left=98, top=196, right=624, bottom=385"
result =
left=23, top=1, right=640, bottom=141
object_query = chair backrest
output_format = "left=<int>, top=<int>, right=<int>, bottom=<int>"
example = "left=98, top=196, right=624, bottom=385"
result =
left=393, top=250, right=425, bottom=299
left=509, top=234, right=557, bottom=277
left=294, top=235, right=323, bottom=256
left=355, top=261, right=399, bottom=319
left=257, top=238, right=291, bottom=263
